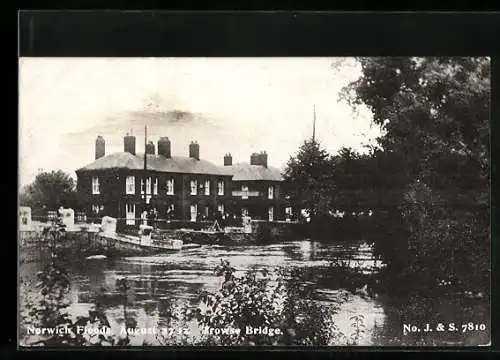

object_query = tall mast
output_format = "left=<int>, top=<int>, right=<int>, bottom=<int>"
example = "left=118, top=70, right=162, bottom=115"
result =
left=312, top=104, right=316, bottom=142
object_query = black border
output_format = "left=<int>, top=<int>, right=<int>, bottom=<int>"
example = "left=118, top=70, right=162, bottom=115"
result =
left=15, top=10, right=500, bottom=357
left=17, top=11, right=500, bottom=57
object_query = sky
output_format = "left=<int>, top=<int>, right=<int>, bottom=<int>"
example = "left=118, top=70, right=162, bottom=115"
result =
left=19, top=57, right=380, bottom=187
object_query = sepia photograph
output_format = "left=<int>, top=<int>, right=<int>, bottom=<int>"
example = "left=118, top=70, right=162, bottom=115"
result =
left=18, top=57, right=490, bottom=347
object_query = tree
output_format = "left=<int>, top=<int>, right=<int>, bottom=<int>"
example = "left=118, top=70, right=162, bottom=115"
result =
left=282, top=139, right=337, bottom=240
left=342, top=57, right=489, bottom=195
left=330, top=147, right=374, bottom=213
left=282, top=139, right=335, bottom=221
left=19, top=170, right=79, bottom=214
left=342, top=57, right=490, bottom=294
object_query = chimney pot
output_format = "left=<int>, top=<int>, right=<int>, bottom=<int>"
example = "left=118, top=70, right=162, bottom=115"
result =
left=250, top=152, right=259, bottom=165
left=95, top=136, right=105, bottom=159
left=124, top=134, right=136, bottom=155
left=189, top=141, right=200, bottom=160
left=261, top=151, right=268, bottom=168
left=146, top=141, right=156, bottom=155
left=158, top=137, right=171, bottom=158
left=224, top=152, right=232, bottom=166
left=250, top=151, right=268, bottom=167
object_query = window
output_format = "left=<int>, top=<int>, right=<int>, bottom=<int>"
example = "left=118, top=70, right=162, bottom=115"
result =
left=190, top=180, right=197, bottom=195
left=190, top=204, right=197, bottom=222
left=241, top=185, right=249, bottom=199
left=268, top=185, right=274, bottom=199
left=204, top=206, right=209, bottom=217
left=166, top=178, right=174, bottom=195
left=153, top=178, right=158, bottom=195
left=204, top=180, right=210, bottom=195
left=141, top=177, right=152, bottom=194
left=126, top=176, right=135, bottom=194
left=126, top=204, right=135, bottom=225
left=92, top=177, right=100, bottom=194
left=217, top=204, right=224, bottom=215
left=217, top=180, right=224, bottom=195
left=268, top=206, right=274, bottom=221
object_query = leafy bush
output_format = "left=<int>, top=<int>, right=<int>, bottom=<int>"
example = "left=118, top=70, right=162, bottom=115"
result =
left=194, top=259, right=360, bottom=346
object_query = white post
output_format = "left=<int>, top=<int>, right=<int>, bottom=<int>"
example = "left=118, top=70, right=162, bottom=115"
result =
left=61, top=208, right=75, bottom=229
left=19, top=206, right=32, bottom=230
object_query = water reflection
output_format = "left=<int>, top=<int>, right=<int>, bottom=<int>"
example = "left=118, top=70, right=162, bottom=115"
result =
left=68, top=241, right=385, bottom=344
left=19, top=240, right=490, bottom=346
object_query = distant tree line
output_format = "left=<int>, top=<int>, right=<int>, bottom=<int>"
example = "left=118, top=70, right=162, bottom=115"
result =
left=283, top=57, right=490, bottom=296
left=19, top=170, right=79, bottom=216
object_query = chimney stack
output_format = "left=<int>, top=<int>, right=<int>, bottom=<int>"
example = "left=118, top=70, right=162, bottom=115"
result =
left=124, top=133, right=136, bottom=155
left=146, top=141, right=156, bottom=155
left=250, top=152, right=259, bottom=165
left=250, top=151, right=267, bottom=167
left=158, top=137, right=171, bottom=158
left=95, top=135, right=105, bottom=159
left=260, top=151, right=268, bottom=168
left=189, top=141, right=200, bottom=160
left=224, top=153, right=232, bottom=166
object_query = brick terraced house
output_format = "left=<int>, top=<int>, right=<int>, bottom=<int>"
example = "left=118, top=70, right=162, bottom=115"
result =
left=222, top=152, right=288, bottom=221
left=76, top=133, right=291, bottom=229
left=76, top=134, right=233, bottom=230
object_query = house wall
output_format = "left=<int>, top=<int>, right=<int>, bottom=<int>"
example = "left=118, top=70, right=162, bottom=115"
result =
left=231, top=180, right=286, bottom=220
left=77, top=169, right=232, bottom=229
left=76, top=169, right=122, bottom=219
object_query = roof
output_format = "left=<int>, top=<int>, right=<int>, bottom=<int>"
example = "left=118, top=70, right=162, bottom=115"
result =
left=227, top=163, right=284, bottom=181
left=76, top=152, right=232, bottom=176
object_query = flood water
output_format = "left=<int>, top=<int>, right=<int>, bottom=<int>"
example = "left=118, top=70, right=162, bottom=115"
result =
left=19, top=240, right=490, bottom=346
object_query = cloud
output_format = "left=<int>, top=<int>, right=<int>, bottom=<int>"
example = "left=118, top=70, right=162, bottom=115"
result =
left=64, top=107, right=221, bottom=138
left=127, top=109, right=215, bottom=127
